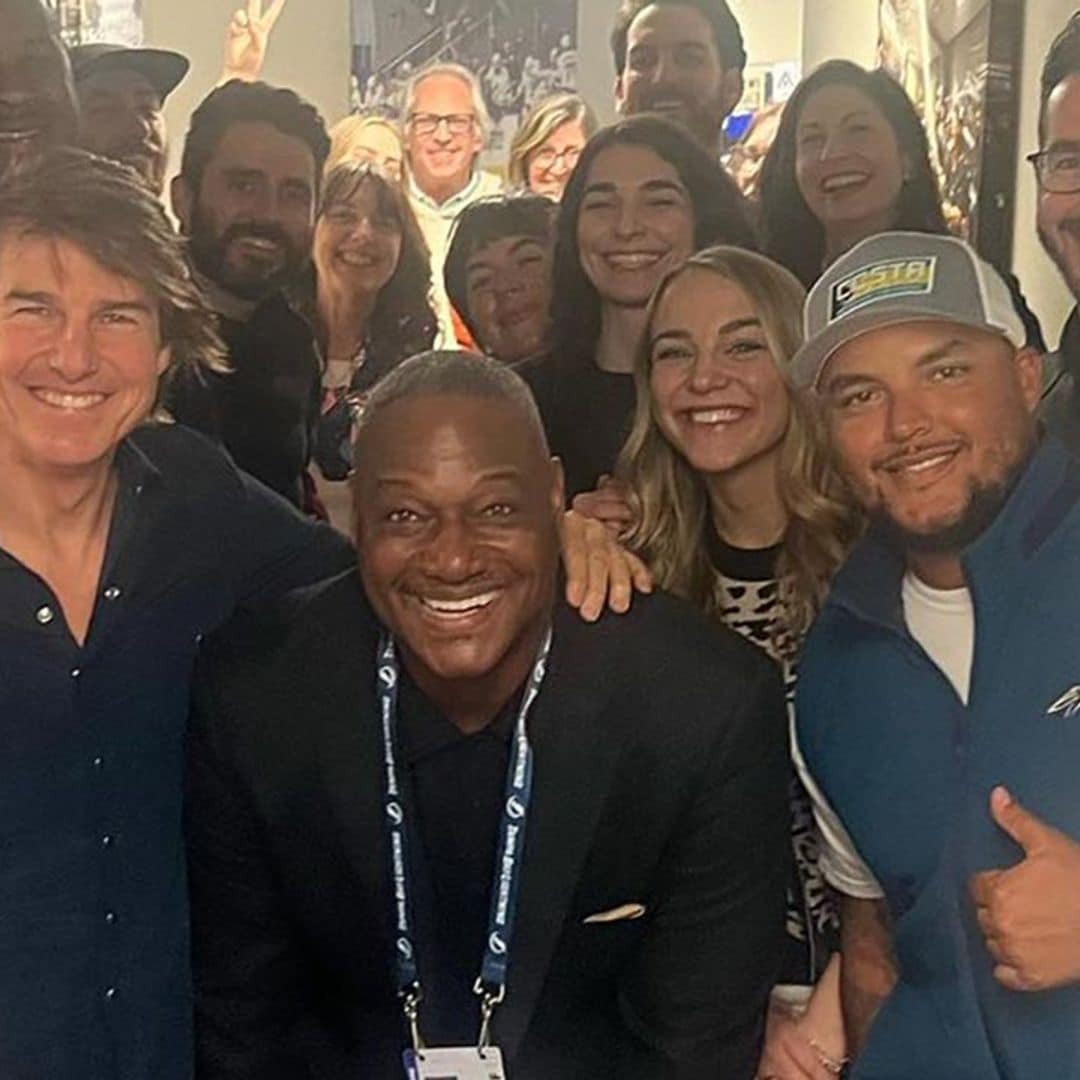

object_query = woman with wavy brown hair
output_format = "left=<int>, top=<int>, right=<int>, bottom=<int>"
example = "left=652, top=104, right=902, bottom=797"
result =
left=575, top=245, right=862, bottom=1080
left=296, top=160, right=437, bottom=534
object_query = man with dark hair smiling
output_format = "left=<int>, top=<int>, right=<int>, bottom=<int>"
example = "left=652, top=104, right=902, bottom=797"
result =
left=187, top=350, right=790, bottom=1078
left=166, top=80, right=330, bottom=508
left=792, top=231, right=1080, bottom=1079
left=611, top=0, right=746, bottom=152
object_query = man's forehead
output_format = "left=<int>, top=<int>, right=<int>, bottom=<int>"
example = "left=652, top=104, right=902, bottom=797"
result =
left=824, top=320, right=1001, bottom=378
left=468, top=234, right=543, bottom=265
left=1046, top=74, right=1080, bottom=136
left=362, top=394, right=544, bottom=473
left=209, top=121, right=315, bottom=175
left=79, top=67, right=161, bottom=103
left=414, top=74, right=473, bottom=112
left=628, top=3, right=718, bottom=49
left=0, top=0, right=51, bottom=47
left=0, top=230, right=150, bottom=298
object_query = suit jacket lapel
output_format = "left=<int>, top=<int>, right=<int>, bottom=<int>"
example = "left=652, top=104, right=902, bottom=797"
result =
left=495, top=640, right=620, bottom=1058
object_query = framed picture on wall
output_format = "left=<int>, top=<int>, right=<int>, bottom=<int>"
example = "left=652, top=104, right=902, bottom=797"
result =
left=877, top=0, right=1024, bottom=266
left=351, top=0, right=579, bottom=168
left=44, top=0, right=144, bottom=46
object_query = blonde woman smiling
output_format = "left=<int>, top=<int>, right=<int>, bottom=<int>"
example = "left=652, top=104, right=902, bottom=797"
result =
left=575, top=246, right=863, bottom=1080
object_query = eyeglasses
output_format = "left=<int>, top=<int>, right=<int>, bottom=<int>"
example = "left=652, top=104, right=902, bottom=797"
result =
left=531, top=144, right=582, bottom=172
left=1027, top=147, right=1080, bottom=194
left=408, top=112, right=475, bottom=137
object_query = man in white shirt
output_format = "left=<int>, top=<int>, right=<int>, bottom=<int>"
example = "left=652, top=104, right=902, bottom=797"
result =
left=401, top=63, right=502, bottom=344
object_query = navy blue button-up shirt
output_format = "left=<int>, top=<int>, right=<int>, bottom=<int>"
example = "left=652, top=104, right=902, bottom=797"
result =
left=0, top=423, right=351, bottom=1079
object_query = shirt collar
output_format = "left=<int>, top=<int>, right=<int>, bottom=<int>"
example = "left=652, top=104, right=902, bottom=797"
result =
left=407, top=167, right=483, bottom=217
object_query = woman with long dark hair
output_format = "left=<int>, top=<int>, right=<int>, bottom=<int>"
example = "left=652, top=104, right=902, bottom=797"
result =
left=519, top=113, right=756, bottom=499
left=297, top=160, right=437, bottom=534
left=757, top=60, right=1043, bottom=348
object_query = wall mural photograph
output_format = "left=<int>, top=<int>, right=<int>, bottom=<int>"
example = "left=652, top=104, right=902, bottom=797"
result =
left=45, top=0, right=144, bottom=45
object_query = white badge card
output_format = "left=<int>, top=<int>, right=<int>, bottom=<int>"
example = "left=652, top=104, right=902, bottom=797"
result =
left=403, top=1046, right=507, bottom=1080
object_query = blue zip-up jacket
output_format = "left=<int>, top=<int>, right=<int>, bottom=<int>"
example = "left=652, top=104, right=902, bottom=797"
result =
left=797, top=437, right=1080, bottom=1080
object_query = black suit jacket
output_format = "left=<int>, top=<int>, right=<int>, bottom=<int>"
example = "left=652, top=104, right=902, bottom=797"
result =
left=186, top=572, right=790, bottom=1079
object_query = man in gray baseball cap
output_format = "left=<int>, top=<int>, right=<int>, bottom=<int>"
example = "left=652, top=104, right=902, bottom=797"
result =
left=70, top=42, right=189, bottom=193
left=792, top=231, right=1080, bottom=1078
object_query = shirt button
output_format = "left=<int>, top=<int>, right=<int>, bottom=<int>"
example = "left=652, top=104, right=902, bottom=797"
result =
left=104, top=986, right=117, bottom=1001
left=103, top=586, right=122, bottom=601
left=92, top=756, right=104, bottom=769
left=101, top=834, right=114, bottom=848
left=71, top=668, right=81, bottom=679
left=35, top=605, right=55, bottom=625
left=105, top=911, right=116, bottom=925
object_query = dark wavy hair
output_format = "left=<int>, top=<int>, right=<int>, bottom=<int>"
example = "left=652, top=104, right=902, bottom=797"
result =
left=313, top=161, right=437, bottom=377
left=549, top=113, right=756, bottom=367
left=758, top=60, right=947, bottom=287
left=179, top=79, right=331, bottom=199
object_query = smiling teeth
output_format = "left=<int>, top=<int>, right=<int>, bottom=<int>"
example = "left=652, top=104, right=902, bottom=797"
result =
left=34, top=389, right=106, bottom=410
left=901, top=454, right=952, bottom=472
left=421, top=591, right=498, bottom=614
left=689, top=407, right=745, bottom=424
left=822, top=173, right=868, bottom=192
left=607, top=253, right=661, bottom=269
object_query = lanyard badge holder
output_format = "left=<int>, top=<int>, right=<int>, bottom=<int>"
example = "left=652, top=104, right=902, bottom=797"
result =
left=377, top=631, right=551, bottom=1080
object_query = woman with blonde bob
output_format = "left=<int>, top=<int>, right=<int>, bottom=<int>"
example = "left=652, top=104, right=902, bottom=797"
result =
left=326, top=113, right=404, bottom=182
left=576, top=245, right=862, bottom=1080
left=508, top=92, right=597, bottom=201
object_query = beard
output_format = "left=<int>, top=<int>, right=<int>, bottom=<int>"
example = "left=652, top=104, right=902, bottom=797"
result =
left=187, top=205, right=307, bottom=301
left=869, top=455, right=1030, bottom=556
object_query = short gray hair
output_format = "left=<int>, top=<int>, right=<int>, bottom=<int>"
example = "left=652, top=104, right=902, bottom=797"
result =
left=355, top=349, right=547, bottom=453
left=403, top=62, right=492, bottom=145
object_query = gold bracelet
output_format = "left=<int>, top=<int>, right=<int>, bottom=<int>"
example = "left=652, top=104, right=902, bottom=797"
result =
left=807, top=1037, right=849, bottom=1076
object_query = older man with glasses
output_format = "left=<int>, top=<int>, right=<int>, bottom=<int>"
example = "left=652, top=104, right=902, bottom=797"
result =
left=1034, top=13, right=1080, bottom=454
left=402, top=62, right=503, bottom=345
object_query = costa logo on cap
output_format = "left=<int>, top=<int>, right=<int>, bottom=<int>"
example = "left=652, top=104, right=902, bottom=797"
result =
left=829, top=257, right=937, bottom=322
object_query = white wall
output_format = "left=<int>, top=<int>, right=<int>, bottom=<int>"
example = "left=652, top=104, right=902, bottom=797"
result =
left=801, top=0, right=878, bottom=71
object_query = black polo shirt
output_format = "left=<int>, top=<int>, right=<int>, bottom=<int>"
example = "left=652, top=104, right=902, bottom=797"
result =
left=0, top=423, right=351, bottom=1080
left=398, top=671, right=517, bottom=1047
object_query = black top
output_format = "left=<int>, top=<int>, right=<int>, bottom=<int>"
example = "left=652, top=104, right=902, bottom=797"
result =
left=516, top=351, right=637, bottom=500
left=705, top=529, right=784, bottom=582
left=398, top=673, right=516, bottom=1045
left=164, top=290, right=322, bottom=508
left=1042, top=305, right=1080, bottom=457
left=188, top=575, right=791, bottom=1079
left=0, top=424, right=352, bottom=1080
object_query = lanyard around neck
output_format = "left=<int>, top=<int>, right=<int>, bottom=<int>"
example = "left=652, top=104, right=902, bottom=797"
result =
left=375, top=628, right=552, bottom=1051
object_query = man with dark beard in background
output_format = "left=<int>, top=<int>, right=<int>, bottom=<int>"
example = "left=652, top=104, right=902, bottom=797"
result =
left=0, top=0, right=79, bottom=180
left=166, top=80, right=329, bottom=509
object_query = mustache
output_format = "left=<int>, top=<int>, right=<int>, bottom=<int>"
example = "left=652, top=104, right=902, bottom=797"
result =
left=220, top=221, right=296, bottom=253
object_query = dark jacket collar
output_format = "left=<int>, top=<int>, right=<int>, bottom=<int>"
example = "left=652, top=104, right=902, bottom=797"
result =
left=826, top=436, right=1080, bottom=635
left=1060, top=305, right=1080, bottom=380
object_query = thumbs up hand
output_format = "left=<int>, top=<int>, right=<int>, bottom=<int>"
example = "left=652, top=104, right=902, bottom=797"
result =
left=969, top=786, right=1080, bottom=992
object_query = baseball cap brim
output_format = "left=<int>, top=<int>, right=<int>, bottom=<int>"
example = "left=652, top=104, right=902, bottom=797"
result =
left=70, top=46, right=190, bottom=103
left=791, top=305, right=1020, bottom=392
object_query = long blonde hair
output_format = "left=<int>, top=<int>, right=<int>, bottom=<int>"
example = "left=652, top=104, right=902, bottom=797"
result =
left=618, top=246, right=862, bottom=647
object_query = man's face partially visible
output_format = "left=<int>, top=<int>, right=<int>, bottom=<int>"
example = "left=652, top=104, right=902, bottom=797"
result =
left=0, top=0, right=78, bottom=178
left=1037, top=74, right=1080, bottom=300
left=615, top=2, right=741, bottom=149
left=355, top=393, right=563, bottom=686
left=173, top=120, right=315, bottom=301
left=77, top=67, right=168, bottom=194
left=820, top=321, right=1042, bottom=551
